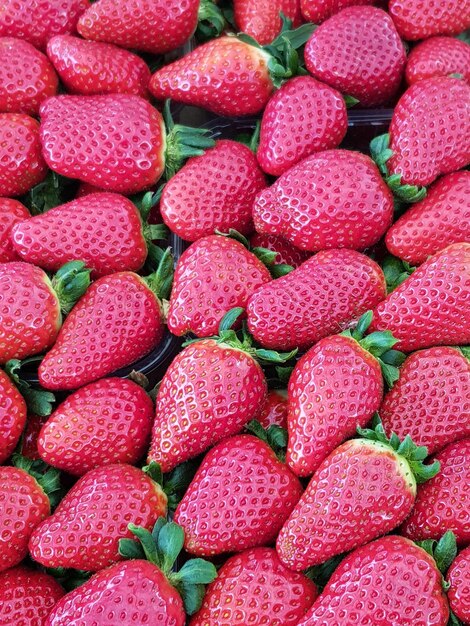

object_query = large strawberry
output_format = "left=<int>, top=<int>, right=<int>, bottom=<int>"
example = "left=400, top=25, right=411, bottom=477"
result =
left=406, top=36, right=470, bottom=85
left=0, top=369, right=27, bottom=464
left=305, top=6, right=406, bottom=107
left=447, top=546, right=470, bottom=625
left=276, top=423, right=439, bottom=570
left=234, top=0, right=301, bottom=45
left=389, top=0, right=470, bottom=41
left=250, top=232, right=311, bottom=268
left=0, top=198, right=30, bottom=262
left=46, top=35, right=150, bottom=97
left=247, top=249, right=386, bottom=351
left=369, top=243, right=470, bottom=351
left=253, top=150, right=393, bottom=253
left=380, top=347, right=470, bottom=455
left=300, top=0, right=377, bottom=23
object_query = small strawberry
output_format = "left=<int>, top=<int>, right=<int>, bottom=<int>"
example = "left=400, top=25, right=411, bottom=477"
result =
left=389, top=0, right=470, bottom=41
left=401, top=438, right=470, bottom=545
left=0, top=369, right=27, bottom=464
left=0, top=198, right=30, bottom=262
left=369, top=243, right=470, bottom=352
left=190, top=547, right=318, bottom=626
left=46, top=35, right=150, bottom=97
left=19, top=413, right=49, bottom=460
left=300, top=0, right=377, bottom=23
left=250, top=232, right=311, bottom=268
left=258, top=389, right=288, bottom=429
left=406, top=36, right=470, bottom=85
left=234, top=0, right=301, bottom=45
left=380, top=347, right=470, bottom=455
left=447, top=546, right=470, bottom=625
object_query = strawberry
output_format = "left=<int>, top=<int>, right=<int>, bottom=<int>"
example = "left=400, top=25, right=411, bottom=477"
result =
left=256, top=76, right=347, bottom=176
left=304, top=6, right=406, bottom=107
left=406, top=36, right=470, bottom=85
left=160, top=140, right=266, bottom=241
left=300, top=0, right=377, bottom=23
left=389, top=0, right=470, bottom=41
left=0, top=198, right=30, bottom=262
left=0, top=114, right=48, bottom=197
left=276, top=423, right=439, bottom=570
left=234, top=0, right=301, bottom=45
left=247, top=249, right=386, bottom=351
left=0, top=369, right=27, bottom=464
left=401, top=438, right=470, bottom=545
left=19, top=413, right=49, bottom=460
left=167, top=235, right=271, bottom=338
left=190, top=547, right=318, bottom=626
left=385, top=171, right=470, bottom=265
left=250, top=232, right=311, bottom=268
left=29, top=464, right=167, bottom=571
left=447, top=546, right=470, bottom=625
left=258, top=389, right=288, bottom=429
left=46, top=35, right=150, bottom=97
left=0, top=566, right=64, bottom=626
left=380, top=347, right=470, bottom=456
left=369, top=243, right=470, bottom=352
left=252, top=150, right=393, bottom=253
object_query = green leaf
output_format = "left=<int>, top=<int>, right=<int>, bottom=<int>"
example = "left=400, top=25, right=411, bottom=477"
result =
left=218, top=308, right=245, bottom=333
left=270, top=263, right=294, bottom=278
left=417, top=531, right=457, bottom=574
left=251, top=246, right=278, bottom=267
left=118, top=538, right=146, bottom=560
left=52, top=261, right=91, bottom=315
left=196, top=0, right=225, bottom=41
left=128, top=524, right=159, bottom=565
left=174, top=559, right=218, bottom=585
left=157, top=522, right=185, bottom=574
left=275, top=366, right=293, bottom=384
left=142, top=461, right=163, bottom=486
left=459, top=346, right=470, bottom=361
left=245, top=419, right=269, bottom=443
left=455, top=29, right=470, bottom=44
left=254, top=348, right=298, bottom=364
left=177, top=582, right=207, bottom=616
left=144, top=247, right=174, bottom=301
left=382, top=254, right=415, bottom=293
left=5, top=360, right=55, bottom=417
left=343, top=94, right=359, bottom=108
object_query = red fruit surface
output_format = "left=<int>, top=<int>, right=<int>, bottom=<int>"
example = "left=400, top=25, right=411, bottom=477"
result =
left=297, top=536, right=449, bottom=626
left=256, top=76, right=347, bottom=176
left=47, top=35, right=150, bottom=97
left=174, top=434, right=303, bottom=556
left=247, top=249, right=386, bottom=351
left=253, top=150, right=393, bottom=252
left=305, top=6, right=406, bottom=107
left=370, top=243, right=470, bottom=352
left=40, top=94, right=165, bottom=194
left=0, top=198, right=30, bottom=262
left=38, top=378, right=154, bottom=476
left=258, top=389, right=288, bottom=429
left=250, top=233, right=311, bottom=268
left=11, top=193, right=148, bottom=277
left=386, top=171, right=470, bottom=265
left=148, top=340, right=267, bottom=473
left=406, top=37, right=470, bottom=85
left=46, top=560, right=185, bottom=626
left=447, top=546, right=470, bottom=625
left=0, top=114, right=48, bottom=197
left=234, top=0, right=300, bottom=45
left=0, top=467, right=50, bottom=572
left=380, top=347, right=470, bottom=456
left=19, top=413, right=49, bottom=461
left=301, top=0, right=377, bottom=23
left=75, top=181, right=108, bottom=197
left=387, top=77, right=470, bottom=187
left=401, top=438, right=470, bottom=545
left=29, top=464, right=167, bottom=571
left=190, top=547, right=318, bottom=626
left=167, top=235, right=271, bottom=338
left=0, top=370, right=27, bottom=464
left=389, top=0, right=470, bottom=41
left=38, top=271, right=164, bottom=390
left=149, top=37, right=274, bottom=117
left=161, top=140, right=266, bottom=241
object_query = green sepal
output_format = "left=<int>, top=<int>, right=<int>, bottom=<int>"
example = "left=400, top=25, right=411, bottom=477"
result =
left=246, top=419, right=288, bottom=462
left=20, top=171, right=75, bottom=215
left=343, top=94, right=359, bottom=108
left=251, top=246, right=278, bottom=267
left=143, top=460, right=163, bottom=485
left=143, top=459, right=200, bottom=513
left=458, top=346, right=470, bottom=361
left=44, top=567, right=91, bottom=592
left=449, top=73, right=464, bottom=80
left=270, top=263, right=294, bottom=278
left=144, top=223, right=169, bottom=241
left=416, top=531, right=457, bottom=575
left=196, top=0, right=226, bottom=42
left=382, top=254, right=416, bottom=293
left=218, top=307, right=245, bottom=332
left=5, top=359, right=55, bottom=416
left=304, top=554, right=345, bottom=592
left=455, top=29, right=470, bottom=45
left=449, top=611, right=464, bottom=625
left=142, top=246, right=174, bottom=301
left=276, top=366, right=293, bottom=385
left=11, top=455, right=62, bottom=508
left=51, top=261, right=91, bottom=315
left=131, top=189, right=160, bottom=221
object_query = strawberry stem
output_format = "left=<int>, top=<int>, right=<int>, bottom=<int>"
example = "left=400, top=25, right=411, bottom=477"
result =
left=51, top=261, right=91, bottom=315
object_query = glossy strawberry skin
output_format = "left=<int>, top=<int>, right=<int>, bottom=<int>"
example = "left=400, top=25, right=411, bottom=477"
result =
left=386, top=171, right=470, bottom=265
left=46, top=560, right=184, bottom=626
left=249, top=232, right=311, bottom=268
left=247, top=249, right=386, bottom=351
left=257, top=389, right=288, bottom=429
left=300, top=0, right=377, bottom=23
left=40, top=94, right=165, bottom=194
left=0, top=370, right=27, bottom=464
left=253, top=150, right=393, bottom=253
left=0, top=114, right=48, bottom=197
left=190, top=547, right=318, bottom=626
left=447, top=546, right=470, bottom=625
left=38, top=271, right=164, bottom=390
left=234, top=0, right=300, bottom=45
left=406, top=37, right=470, bottom=85
left=381, top=347, right=470, bottom=455
left=148, top=340, right=267, bottom=473
left=29, top=464, right=167, bottom=571
left=0, top=198, right=30, bottom=262
left=305, top=6, right=406, bottom=107
left=47, top=35, right=150, bottom=97
left=19, top=413, right=49, bottom=460
left=389, top=0, right=470, bottom=41
left=370, top=243, right=470, bottom=352
left=388, top=77, right=470, bottom=187
left=401, top=439, right=470, bottom=545
left=11, top=193, right=149, bottom=277
left=167, top=236, right=271, bottom=338
left=38, top=378, right=154, bottom=476
left=149, top=37, right=274, bottom=117
left=174, top=434, right=303, bottom=556
left=297, top=536, right=449, bottom=626
left=161, top=140, right=266, bottom=241
left=257, top=76, right=347, bottom=176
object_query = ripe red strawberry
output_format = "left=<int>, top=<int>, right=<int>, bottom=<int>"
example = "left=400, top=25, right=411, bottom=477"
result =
left=300, top=0, right=377, bottom=23
left=46, top=35, right=150, bottom=97
left=256, top=76, right=347, bottom=176
left=380, top=347, right=470, bottom=455
left=0, top=198, right=30, bottom=262
left=0, top=369, right=27, bottom=464
left=385, top=171, right=470, bottom=265
left=447, top=546, right=470, bottom=625
left=247, top=249, right=386, bottom=351
left=29, top=463, right=167, bottom=571
left=167, top=235, right=271, bottom=338
left=369, top=243, right=470, bottom=351
left=0, top=114, right=48, bottom=197
left=389, top=0, right=470, bottom=41
left=304, top=6, right=406, bottom=107
left=0, top=566, right=64, bottom=626
left=406, top=37, right=470, bottom=85
left=276, top=424, right=439, bottom=570
left=190, top=547, right=318, bottom=626
left=161, top=140, right=266, bottom=241
left=296, top=535, right=450, bottom=626
left=19, top=413, right=49, bottom=460
left=253, top=150, right=393, bottom=253
left=250, top=232, right=311, bottom=268
left=234, top=0, right=301, bottom=45
left=258, top=389, right=288, bottom=429
left=401, top=439, right=470, bottom=545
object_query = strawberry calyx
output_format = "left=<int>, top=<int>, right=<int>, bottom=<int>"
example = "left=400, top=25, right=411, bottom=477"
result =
left=118, top=517, right=217, bottom=615
left=382, top=254, right=416, bottom=293
left=20, top=170, right=76, bottom=215
left=197, top=0, right=225, bottom=41
left=459, top=346, right=470, bottom=361
left=5, top=358, right=55, bottom=416
left=245, top=419, right=288, bottom=462
left=416, top=531, right=457, bottom=587
left=51, top=260, right=91, bottom=315
left=142, top=460, right=199, bottom=513
left=142, top=246, right=174, bottom=302
left=11, top=454, right=62, bottom=508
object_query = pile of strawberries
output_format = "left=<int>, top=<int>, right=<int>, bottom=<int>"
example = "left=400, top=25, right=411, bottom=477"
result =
left=0, top=0, right=469, bottom=624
